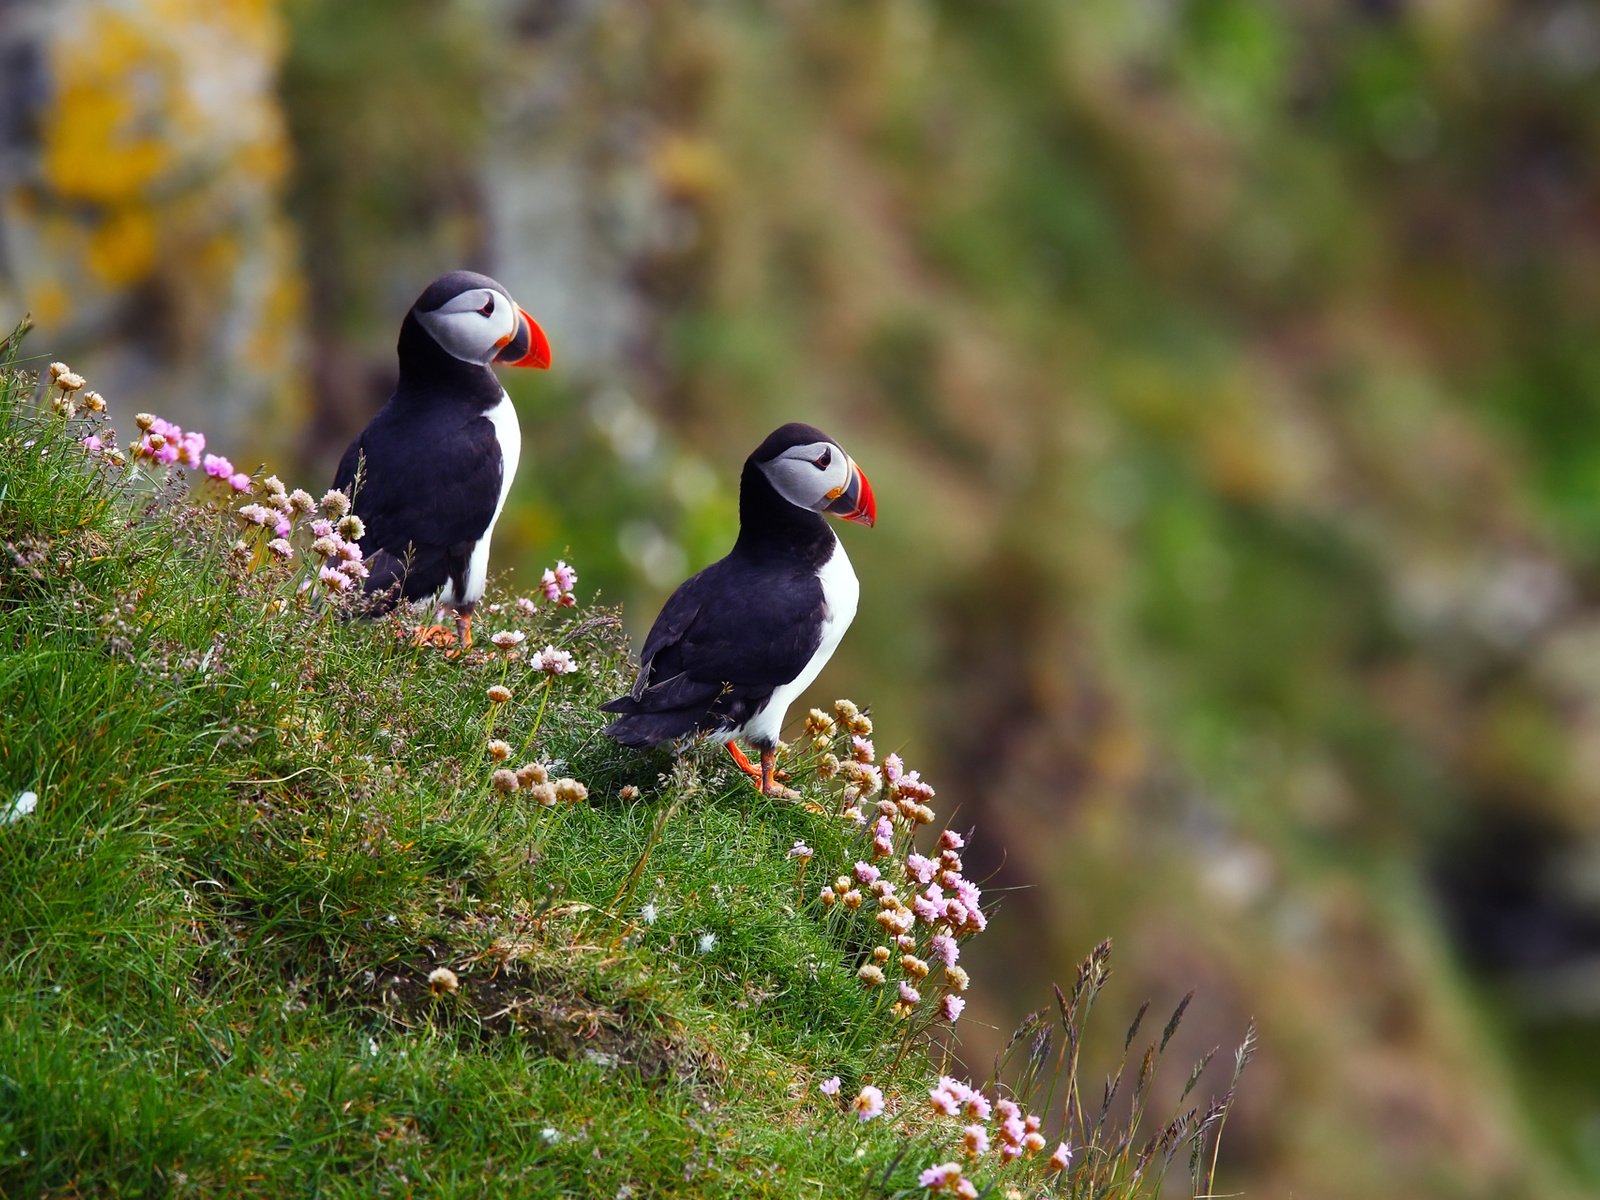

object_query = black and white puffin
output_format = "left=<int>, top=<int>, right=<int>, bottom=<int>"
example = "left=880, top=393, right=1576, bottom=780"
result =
left=602, top=422, right=876, bottom=797
left=333, top=270, right=551, bottom=648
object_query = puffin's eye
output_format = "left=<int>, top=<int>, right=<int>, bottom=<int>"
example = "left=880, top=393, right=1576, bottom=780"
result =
left=479, top=295, right=496, bottom=317
left=811, top=448, right=832, bottom=471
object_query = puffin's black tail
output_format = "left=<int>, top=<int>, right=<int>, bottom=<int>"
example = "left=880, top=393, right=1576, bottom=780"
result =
left=599, top=698, right=710, bottom=749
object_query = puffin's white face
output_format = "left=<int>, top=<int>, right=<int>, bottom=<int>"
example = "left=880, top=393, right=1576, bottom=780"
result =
left=758, top=439, right=876, bottom=525
left=416, top=287, right=521, bottom=365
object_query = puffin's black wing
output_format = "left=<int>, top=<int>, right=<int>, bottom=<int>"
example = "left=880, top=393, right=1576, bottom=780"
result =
left=601, top=555, right=824, bottom=747
left=334, top=403, right=503, bottom=607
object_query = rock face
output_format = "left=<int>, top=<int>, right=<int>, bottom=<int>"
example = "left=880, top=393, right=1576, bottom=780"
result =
left=0, top=0, right=303, bottom=448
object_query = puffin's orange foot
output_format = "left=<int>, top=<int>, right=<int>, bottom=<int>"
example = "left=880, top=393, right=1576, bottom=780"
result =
left=725, top=741, right=763, bottom=781
left=412, top=624, right=458, bottom=650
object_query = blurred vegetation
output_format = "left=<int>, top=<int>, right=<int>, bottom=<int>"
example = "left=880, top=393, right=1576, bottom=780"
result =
left=6, top=0, right=1600, bottom=1195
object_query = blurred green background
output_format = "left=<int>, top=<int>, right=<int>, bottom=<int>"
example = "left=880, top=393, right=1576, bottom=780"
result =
left=6, top=1, right=1600, bottom=1195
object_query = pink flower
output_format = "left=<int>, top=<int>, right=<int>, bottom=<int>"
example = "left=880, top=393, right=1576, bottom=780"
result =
left=553, top=560, right=577, bottom=593
left=898, top=771, right=935, bottom=802
left=81, top=434, right=103, bottom=453
left=918, top=1163, right=962, bottom=1191
left=930, top=933, right=958, bottom=967
left=939, top=829, right=965, bottom=851
left=997, top=1141, right=1023, bottom=1162
left=819, top=1075, right=840, bottom=1097
left=962, top=1090, right=991, bottom=1122
left=852, top=1085, right=884, bottom=1122
left=954, top=1178, right=977, bottom=1200
left=310, top=519, right=334, bottom=539
left=905, top=853, right=937, bottom=885
left=961, top=1124, right=988, bottom=1158
left=995, top=1098, right=1020, bottom=1124
left=941, top=994, right=965, bottom=1022
left=535, top=646, right=577, bottom=675
left=319, top=564, right=354, bottom=591
left=1048, top=1142, right=1073, bottom=1171
left=851, top=735, right=874, bottom=763
left=229, top=472, right=254, bottom=493
left=853, top=861, right=879, bottom=885
left=882, top=752, right=903, bottom=784
left=203, top=453, right=233, bottom=479
left=898, top=981, right=920, bottom=1005
left=267, top=538, right=293, bottom=559
left=913, top=892, right=945, bottom=925
left=274, top=516, right=291, bottom=537
left=238, top=504, right=273, bottom=526
left=788, top=840, right=813, bottom=861
left=999, top=1114, right=1025, bottom=1146
left=929, top=1085, right=961, bottom=1116
left=516, top=596, right=537, bottom=616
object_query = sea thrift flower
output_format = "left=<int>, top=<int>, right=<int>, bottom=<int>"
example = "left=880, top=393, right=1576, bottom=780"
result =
left=947, top=965, right=970, bottom=992
left=428, top=967, right=459, bottom=996
left=898, top=981, right=920, bottom=1005
left=906, top=853, right=937, bottom=885
left=319, top=489, right=351, bottom=517
left=491, top=769, right=519, bottom=794
left=853, top=861, right=879, bottom=885
left=310, top=518, right=334, bottom=539
left=941, top=994, right=966, bottom=1022
left=56, top=370, right=85, bottom=393
left=930, top=934, right=958, bottom=967
left=486, top=685, right=512, bottom=704
left=516, top=763, right=549, bottom=788
left=288, top=489, right=316, bottom=515
left=1023, top=1131, right=1047, bottom=1155
left=81, top=434, right=102, bottom=453
left=229, top=472, right=253, bottom=493
left=882, top=752, right=903, bottom=783
left=535, top=646, right=576, bottom=674
left=238, top=504, right=273, bottom=526
left=819, top=886, right=836, bottom=906
left=338, top=514, right=365, bottom=542
left=619, top=784, right=640, bottom=801
left=203, top=454, right=233, bottom=479
left=962, top=1124, right=988, bottom=1158
left=486, top=739, right=512, bottom=762
left=788, top=840, right=813, bottom=861
left=528, top=782, right=558, bottom=808
left=264, top=538, right=291, bottom=560
left=490, top=630, right=525, bottom=651
left=852, top=1085, right=885, bottom=1122
left=962, top=1089, right=991, bottom=1121
left=841, top=889, right=863, bottom=909
left=919, top=1163, right=962, bottom=1191
left=929, top=1086, right=961, bottom=1116
left=851, top=735, right=874, bottom=763
left=857, top=963, right=885, bottom=987
left=940, top=829, right=965, bottom=851
left=819, top=1076, right=841, bottom=1097
left=318, top=564, right=355, bottom=591
left=804, top=708, right=835, bottom=737
left=901, top=954, right=929, bottom=979
left=553, top=778, right=588, bottom=804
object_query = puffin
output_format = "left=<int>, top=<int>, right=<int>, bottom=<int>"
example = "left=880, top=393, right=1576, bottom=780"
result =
left=602, top=422, right=876, bottom=797
left=332, top=270, right=551, bottom=649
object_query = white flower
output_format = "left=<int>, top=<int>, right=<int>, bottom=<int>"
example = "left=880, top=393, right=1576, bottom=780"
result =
left=3, top=790, right=37, bottom=824
left=640, top=903, right=659, bottom=926
left=540, top=1127, right=562, bottom=1145
left=696, top=932, right=717, bottom=954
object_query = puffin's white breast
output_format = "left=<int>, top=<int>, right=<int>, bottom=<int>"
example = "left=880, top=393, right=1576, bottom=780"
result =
left=738, top=532, right=859, bottom=748
left=442, top=389, right=520, bottom=609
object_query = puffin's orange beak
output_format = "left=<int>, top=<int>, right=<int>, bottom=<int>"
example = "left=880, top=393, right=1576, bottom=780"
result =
left=494, top=305, right=551, bottom=369
left=824, top=459, right=875, bottom=527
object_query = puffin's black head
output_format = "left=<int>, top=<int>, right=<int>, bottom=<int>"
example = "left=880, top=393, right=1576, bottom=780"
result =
left=407, top=270, right=552, bottom=371
left=749, top=422, right=876, bottom=527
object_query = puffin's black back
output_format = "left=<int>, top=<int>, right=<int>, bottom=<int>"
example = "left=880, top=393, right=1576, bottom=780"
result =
left=331, top=272, right=511, bottom=611
left=601, top=424, right=842, bottom=748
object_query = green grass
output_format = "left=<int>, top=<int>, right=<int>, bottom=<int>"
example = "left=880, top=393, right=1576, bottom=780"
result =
left=0, top=340, right=1241, bottom=1197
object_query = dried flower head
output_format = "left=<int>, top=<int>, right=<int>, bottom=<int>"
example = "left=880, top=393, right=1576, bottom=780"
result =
left=486, top=739, right=512, bottom=762
left=527, top=782, right=558, bottom=808
left=319, top=489, right=351, bottom=517
left=134, top=411, right=155, bottom=431
left=48, top=362, right=68, bottom=380
left=856, top=963, right=885, bottom=988
left=553, top=778, right=588, bottom=805
left=516, top=763, right=549, bottom=788
left=428, top=967, right=459, bottom=996
left=287, top=489, right=316, bottom=515
left=83, top=390, right=105, bottom=412
left=486, top=685, right=513, bottom=704
left=872, top=945, right=891, bottom=964
left=618, top=784, right=641, bottom=801
left=804, top=708, right=835, bottom=738
left=491, top=768, right=519, bottom=794
left=267, top=538, right=293, bottom=560
left=56, top=371, right=85, bottom=392
left=337, top=514, right=365, bottom=542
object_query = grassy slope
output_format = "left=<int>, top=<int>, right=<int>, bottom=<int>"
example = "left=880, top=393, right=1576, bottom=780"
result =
left=0, top=351, right=1233, bottom=1198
